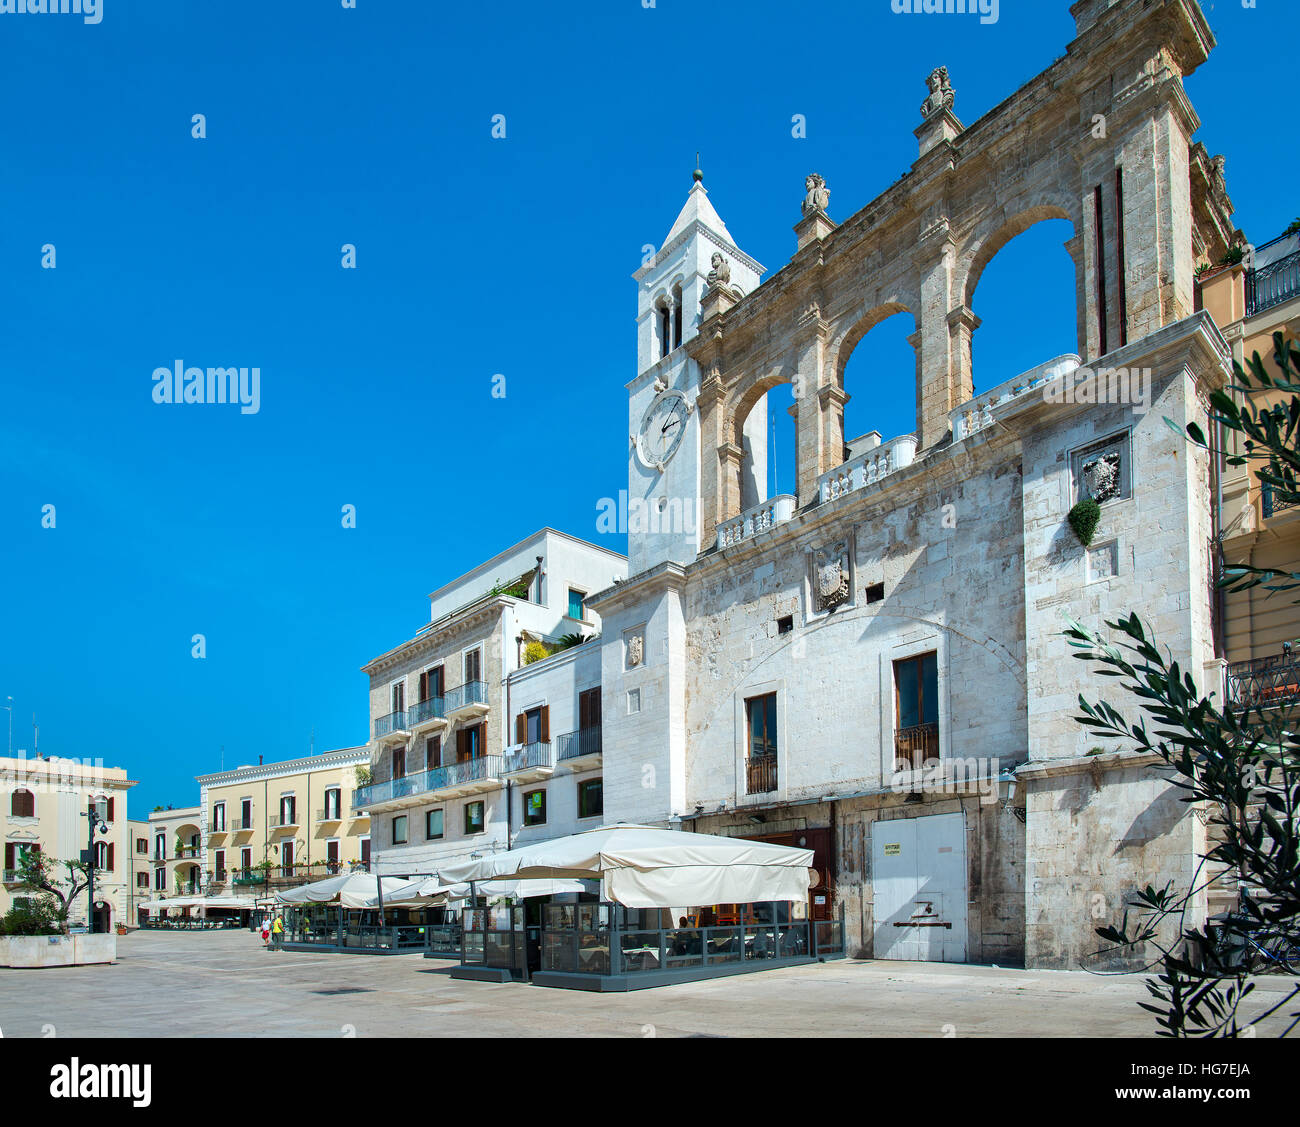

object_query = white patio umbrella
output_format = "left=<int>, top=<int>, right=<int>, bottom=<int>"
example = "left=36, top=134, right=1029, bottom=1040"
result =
left=438, top=824, right=814, bottom=909
left=274, top=871, right=408, bottom=909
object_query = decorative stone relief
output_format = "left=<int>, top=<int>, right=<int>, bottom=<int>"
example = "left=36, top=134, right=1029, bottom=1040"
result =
left=1082, top=451, right=1122, bottom=503
left=920, top=66, right=955, bottom=120
left=1071, top=435, right=1130, bottom=505
left=625, top=629, right=645, bottom=669
left=802, top=173, right=830, bottom=217
left=813, top=540, right=852, bottom=612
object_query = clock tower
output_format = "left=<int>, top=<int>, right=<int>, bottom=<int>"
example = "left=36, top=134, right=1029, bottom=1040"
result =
left=628, top=169, right=765, bottom=574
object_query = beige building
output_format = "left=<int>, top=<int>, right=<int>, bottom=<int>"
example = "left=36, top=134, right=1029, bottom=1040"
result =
left=1, top=754, right=138, bottom=932
left=1199, top=225, right=1300, bottom=666
left=196, top=747, right=372, bottom=902
left=146, top=806, right=203, bottom=900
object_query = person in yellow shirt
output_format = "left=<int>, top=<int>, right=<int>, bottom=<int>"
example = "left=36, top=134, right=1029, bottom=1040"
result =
left=270, top=914, right=284, bottom=949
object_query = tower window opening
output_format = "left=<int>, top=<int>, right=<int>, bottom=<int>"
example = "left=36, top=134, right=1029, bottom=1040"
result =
left=672, top=283, right=684, bottom=349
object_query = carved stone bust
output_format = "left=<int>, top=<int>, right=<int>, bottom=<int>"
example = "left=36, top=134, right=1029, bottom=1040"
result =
left=706, top=252, right=732, bottom=290
left=802, top=174, right=830, bottom=217
left=920, top=66, right=955, bottom=120
left=813, top=541, right=851, bottom=612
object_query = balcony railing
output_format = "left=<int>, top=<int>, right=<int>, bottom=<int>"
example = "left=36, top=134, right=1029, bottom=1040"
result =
left=504, top=742, right=554, bottom=775
left=950, top=353, right=1082, bottom=442
left=894, top=722, right=940, bottom=770
left=230, top=819, right=251, bottom=832
left=1246, top=249, right=1300, bottom=318
left=444, top=681, right=488, bottom=713
left=745, top=755, right=778, bottom=795
left=174, top=845, right=201, bottom=859
left=352, top=755, right=504, bottom=809
left=1262, top=484, right=1299, bottom=520
left=716, top=495, right=797, bottom=551
left=374, top=709, right=409, bottom=739
left=407, top=696, right=446, bottom=727
left=269, top=814, right=299, bottom=828
left=209, top=823, right=227, bottom=834
left=818, top=435, right=918, bottom=505
left=315, top=807, right=344, bottom=823
left=557, top=726, right=603, bottom=762
left=2, top=870, right=21, bottom=884
left=1227, top=655, right=1300, bottom=709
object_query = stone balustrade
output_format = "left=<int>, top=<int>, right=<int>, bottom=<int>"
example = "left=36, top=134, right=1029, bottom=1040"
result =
left=715, top=495, right=797, bottom=550
left=949, top=353, right=1081, bottom=442
left=817, top=434, right=918, bottom=505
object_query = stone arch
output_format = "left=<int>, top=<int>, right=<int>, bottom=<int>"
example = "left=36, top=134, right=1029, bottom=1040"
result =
left=960, top=202, right=1077, bottom=311
left=947, top=202, right=1081, bottom=405
left=726, top=359, right=797, bottom=513
left=829, top=300, right=919, bottom=391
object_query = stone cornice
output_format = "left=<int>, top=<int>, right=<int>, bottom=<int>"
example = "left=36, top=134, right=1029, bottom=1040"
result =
left=586, top=561, right=688, bottom=616
left=195, top=747, right=368, bottom=788
left=362, top=599, right=506, bottom=677
left=1015, top=748, right=1167, bottom=781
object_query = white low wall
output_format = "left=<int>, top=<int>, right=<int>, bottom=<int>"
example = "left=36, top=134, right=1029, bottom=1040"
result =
left=0, top=933, right=117, bottom=968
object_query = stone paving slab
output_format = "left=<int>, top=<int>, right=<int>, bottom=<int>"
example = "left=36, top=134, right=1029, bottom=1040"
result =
left=0, top=930, right=1292, bottom=1038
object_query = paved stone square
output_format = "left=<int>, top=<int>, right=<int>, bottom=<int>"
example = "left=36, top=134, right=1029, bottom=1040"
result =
left=0, top=930, right=1293, bottom=1037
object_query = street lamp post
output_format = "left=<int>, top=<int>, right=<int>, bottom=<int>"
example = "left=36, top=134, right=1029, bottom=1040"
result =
left=81, top=801, right=109, bottom=933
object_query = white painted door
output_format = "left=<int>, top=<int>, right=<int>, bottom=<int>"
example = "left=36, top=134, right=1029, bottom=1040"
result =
left=871, top=812, right=968, bottom=962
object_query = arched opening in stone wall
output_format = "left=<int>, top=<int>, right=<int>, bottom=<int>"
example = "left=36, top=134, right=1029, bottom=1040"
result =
left=966, top=214, right=1078, bottom=394
left=837, top=306, right=920, bottom=460
left=731, top=378, right=796, bottom=513
left=758, top=383, right=796, bottom=504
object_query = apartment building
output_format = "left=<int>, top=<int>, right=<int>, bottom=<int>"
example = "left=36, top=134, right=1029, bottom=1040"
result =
left=146, top=806, right=203, bottom=898
left=1200, top=224, right=1300, bottom=668
left=358, top=529, right=625, bottom=875
left=196, top=747, right=372, bottom=901
left=1, top=754, right=138, bottom=931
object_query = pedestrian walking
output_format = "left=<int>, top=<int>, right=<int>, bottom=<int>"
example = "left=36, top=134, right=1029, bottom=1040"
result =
left=271, top=913, right=284, bottom=950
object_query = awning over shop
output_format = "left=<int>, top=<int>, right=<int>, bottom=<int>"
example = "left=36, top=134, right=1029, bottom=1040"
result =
left=142, top=896, right=256, bottom=914
left=274, top=872, right=408, bottom=909
left=438, top=824, right=814, bottom=909
left=370, top=876, right=596, bottom=907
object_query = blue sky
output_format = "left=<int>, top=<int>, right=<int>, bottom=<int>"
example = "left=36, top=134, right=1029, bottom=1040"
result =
left=0, top=0, right=1288, bottom=813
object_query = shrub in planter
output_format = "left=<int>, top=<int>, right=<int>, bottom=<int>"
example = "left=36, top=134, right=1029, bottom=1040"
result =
left=523, top=641, right=551, bottom=665
left=1068, top=498, right=1101, bottom=547
left=0, top=898, right=64, bottom=937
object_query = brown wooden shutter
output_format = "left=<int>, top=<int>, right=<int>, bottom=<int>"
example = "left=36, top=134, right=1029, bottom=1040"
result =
left=107, top=798, right=115, bottom=822
left=515, top=714, right=527, bottom=745
left=4, top=843, right=13, bottom=869
left=418, top=671, right=428, bottom=701
left=540, top=706, right=550, bottom=743
left=108, top=844, right=115, bottom=871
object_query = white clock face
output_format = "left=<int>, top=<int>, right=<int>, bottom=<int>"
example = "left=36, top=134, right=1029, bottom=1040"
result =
left=637, top=391, right=690, bottom=470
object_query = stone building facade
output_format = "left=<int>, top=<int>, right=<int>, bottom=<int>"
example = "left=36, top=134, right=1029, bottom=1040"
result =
left=589, top=0, right=1238, bottom=968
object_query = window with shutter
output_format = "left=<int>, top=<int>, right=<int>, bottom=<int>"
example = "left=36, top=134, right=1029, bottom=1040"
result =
left=106, top=798, right=115, bottom=822
left=579, top=687, right=601, bottom=731
left=108, top=844, right=115, bottom=871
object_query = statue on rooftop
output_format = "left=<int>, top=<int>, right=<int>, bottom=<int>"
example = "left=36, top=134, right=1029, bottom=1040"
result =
left=802, top=174, right=830, bottom=217
left=920, top=66, right=955, bottom=120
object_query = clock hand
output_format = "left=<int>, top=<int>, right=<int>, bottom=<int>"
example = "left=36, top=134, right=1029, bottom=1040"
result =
left=661, top=419, right=680, bottom=434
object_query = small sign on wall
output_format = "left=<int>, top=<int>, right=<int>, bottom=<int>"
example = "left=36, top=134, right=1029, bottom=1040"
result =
left=884, top=843, right=902, bottom=857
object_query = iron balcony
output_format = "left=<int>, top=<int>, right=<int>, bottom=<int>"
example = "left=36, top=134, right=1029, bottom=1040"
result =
left=556, top=726, right=602, bottom=768
left=352, top=754, right=504, bottom=811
